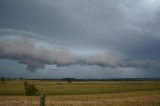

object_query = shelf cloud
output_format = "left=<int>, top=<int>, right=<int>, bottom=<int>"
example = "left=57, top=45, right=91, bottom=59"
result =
left=0, top=30, right=160, bottom=72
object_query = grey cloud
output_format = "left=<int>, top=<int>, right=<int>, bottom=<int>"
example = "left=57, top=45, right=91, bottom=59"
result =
left=0, top=32, right=78, bottom=71
left=0, top=30, right=160, bottom=71
left=86, top=52, right=126, bottom=68
left=86, top=53, right=160, bottom=70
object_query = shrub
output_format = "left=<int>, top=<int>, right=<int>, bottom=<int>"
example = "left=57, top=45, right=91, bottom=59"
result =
left=0, top=77, right=5, bottom=82
left=24, top=81, right=39, bottom=96
left=67, top=80, right=72, bottom=83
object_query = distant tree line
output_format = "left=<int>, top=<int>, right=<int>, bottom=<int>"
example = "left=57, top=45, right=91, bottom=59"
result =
left=0, top=77, right=24, bottom=81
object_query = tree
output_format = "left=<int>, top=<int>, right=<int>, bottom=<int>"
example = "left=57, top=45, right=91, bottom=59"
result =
left=19, top=77, right=24, bottom=80
left=1, top=77, right=5, bottom=82
left=63, top=78, right=75, bottom=83
left=67, top=80, right=72, bottom=83
left=24, top=81, right=39, bottom=96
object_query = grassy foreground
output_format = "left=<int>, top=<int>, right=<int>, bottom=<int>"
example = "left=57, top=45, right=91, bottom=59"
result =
left=0, top=80, right=160, bottom=106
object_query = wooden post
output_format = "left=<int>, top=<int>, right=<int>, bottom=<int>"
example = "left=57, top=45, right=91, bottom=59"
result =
left=40, top=94, right=45, bottom=106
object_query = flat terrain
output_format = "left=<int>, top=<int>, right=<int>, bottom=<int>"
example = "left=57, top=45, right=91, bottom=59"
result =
left=0, top=80, right=160, bottom=106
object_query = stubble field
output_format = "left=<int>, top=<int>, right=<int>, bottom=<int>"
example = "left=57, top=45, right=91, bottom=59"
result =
left=0, top=80, right=160, bottom=106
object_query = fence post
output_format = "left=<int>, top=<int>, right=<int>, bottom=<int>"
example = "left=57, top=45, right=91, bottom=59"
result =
left=40, top=94, right=45, bottom=106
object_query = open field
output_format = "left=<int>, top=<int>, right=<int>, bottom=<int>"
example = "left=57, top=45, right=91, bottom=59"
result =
left=0, top=80, right=160, bottom=106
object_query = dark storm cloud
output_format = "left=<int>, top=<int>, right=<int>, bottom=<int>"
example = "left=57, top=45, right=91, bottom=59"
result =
left=0, top=0, right=160, bottom=77
left=36, top=0, right=160, bottom=58
left=0, top=0, right=84, bottom=40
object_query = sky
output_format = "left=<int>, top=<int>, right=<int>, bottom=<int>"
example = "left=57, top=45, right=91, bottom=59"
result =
left=0, top=0, right=160, bottom=79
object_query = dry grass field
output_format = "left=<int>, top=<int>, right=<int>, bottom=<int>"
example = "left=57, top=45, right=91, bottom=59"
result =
left=0, top=80, right=160, bottom=106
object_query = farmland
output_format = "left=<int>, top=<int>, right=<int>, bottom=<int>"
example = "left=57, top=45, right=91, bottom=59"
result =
left=0, top=80, right=160, bottom=106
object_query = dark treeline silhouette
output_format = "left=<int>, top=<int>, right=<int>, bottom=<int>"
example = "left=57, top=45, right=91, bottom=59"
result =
left=1, top=77, right=160, bottom=81
left=0, top=77, right=24, bottom=81
left=29, top=77, right=160, bottom=81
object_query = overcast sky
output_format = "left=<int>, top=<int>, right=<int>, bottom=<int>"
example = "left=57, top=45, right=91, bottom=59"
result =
left=0, top=0, right=160, bottom=79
